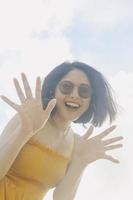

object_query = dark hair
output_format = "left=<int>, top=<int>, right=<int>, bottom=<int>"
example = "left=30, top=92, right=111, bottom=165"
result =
left=41, top=61, right=117, bottom=127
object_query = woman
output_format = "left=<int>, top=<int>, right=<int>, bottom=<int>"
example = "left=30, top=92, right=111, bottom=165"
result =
left=0, top=61, right=123, bottom=200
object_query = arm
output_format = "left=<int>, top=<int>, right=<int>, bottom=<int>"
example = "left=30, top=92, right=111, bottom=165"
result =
left=0, top=73, right=56, bottom=181
left=0, top=115, right=33, bottom=180
left=53, top=126, right=123, bottom=200
left=53, top=155, right=85, bottom=200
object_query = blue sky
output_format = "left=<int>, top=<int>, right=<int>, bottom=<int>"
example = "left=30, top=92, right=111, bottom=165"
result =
left=0, top=0, right=133, bottom=199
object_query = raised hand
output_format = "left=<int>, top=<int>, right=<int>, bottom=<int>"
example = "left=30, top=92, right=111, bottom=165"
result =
left=0, top=73, right=56, bottom=136
left=73, top=125, right=123, bottom=167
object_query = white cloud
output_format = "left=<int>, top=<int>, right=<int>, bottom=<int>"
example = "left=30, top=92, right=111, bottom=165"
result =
left=76, top=0, right=133, bottom=31
left=0, top=0, right=77, bottom=52
left=0, top=0, right=75, bottom=85
left=110, top=70, right=133, bottom=117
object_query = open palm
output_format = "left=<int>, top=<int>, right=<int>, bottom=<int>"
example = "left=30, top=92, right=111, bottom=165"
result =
left=73, top=125, right=123, bottom=167
left=0, top=73, right=56, bottom=136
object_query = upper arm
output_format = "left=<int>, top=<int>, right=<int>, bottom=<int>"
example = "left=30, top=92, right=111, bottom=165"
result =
left=0, top=113, right=21, bottom=143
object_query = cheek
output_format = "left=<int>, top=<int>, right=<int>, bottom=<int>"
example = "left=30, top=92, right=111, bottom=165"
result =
left=55, top=87, right=62, bottom=98
left=55, top=90, right=65, bottom=106
left=55, top=91, right=63, bottom=101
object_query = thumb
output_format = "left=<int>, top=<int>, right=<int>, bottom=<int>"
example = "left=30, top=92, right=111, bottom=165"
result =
left=41, top=98, right=56, bottom=126
left=82, top=125, right=94, bottom=140
left=45, top=98, right=56, bottom=116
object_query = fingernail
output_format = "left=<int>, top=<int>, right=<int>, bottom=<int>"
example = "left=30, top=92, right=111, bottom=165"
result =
left=52, top=98, right=56, bottom=103
left=13, top=78, right=17, bottom=82
left=112, top=125, right=117, bottom=129
left=21, top=72, right=25, bottom=77
left=37, top=76, right=41, bottom=81
left=90, top=125, right=94, bottom=129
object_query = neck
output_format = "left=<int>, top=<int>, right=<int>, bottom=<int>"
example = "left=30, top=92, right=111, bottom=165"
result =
left=49, top=113, right=71, bottom=137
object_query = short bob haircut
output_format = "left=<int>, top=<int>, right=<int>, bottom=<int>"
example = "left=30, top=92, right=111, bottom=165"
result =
left=41, top=61, right=117, bottom=127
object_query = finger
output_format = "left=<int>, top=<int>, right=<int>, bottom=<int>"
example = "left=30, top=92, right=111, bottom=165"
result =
left=35, top=77, right=41, bottom=100
left=104, top=154, right=120, bottom=163
left=21, top=73, right=33, bottom=99
left=103, top=136, right=124, bottom=145
left=41, top=99, right=56, bottom=127
left=104, top=144, right=123, bottom=151
left=82, top=125, right=94, bottom=140
left=0, top=95, right=19, bottom=111
left=98, top=125, right=117, bottom=139
left=13, top=78, right=26, bottom=103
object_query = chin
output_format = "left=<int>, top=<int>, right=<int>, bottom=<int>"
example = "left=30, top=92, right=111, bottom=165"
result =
left=56, top=105, right=84, bottom=122
left=62, top=112, right=82, bottom=122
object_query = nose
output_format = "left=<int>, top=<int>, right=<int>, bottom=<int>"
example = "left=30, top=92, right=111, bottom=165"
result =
left=69, top=86, right=79, bottom=98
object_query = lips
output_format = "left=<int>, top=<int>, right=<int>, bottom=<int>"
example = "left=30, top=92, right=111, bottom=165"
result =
left=64, top=101, right=81, bottom=109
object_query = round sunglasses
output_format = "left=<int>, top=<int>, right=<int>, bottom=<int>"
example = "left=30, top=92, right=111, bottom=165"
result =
left=59, top=80, right=92, bottom=98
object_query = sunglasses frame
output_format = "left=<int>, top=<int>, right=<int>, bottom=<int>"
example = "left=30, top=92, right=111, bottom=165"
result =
left=58, top=80, right=92, bottom=99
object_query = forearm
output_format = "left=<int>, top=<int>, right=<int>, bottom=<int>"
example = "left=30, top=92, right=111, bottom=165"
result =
left=0, top=114, right=35, bottom=180
left=53, top=157, right=85, bottom=200
left=0, top=126, right=33, bottom=180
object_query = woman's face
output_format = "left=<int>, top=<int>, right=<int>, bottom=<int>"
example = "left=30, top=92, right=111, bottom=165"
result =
left=54, top=69, right=92, bottom=122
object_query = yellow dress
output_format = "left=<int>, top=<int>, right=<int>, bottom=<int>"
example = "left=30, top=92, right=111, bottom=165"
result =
left=0, top=123, right=74, bottom=200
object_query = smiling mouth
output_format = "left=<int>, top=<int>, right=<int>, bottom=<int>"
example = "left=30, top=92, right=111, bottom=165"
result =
left=64, top=102, right=80, bottom=110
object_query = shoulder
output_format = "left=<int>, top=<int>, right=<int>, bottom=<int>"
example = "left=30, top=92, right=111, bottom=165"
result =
left=70, top=129, right=80, bottom=140
left=1, top=113, right=21, bottom=138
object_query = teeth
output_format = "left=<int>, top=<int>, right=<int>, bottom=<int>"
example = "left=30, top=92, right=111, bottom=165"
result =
left=65, top=102, right=80, bottom=108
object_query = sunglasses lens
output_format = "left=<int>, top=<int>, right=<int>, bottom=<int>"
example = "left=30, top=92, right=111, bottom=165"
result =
left=59, top=81, right=92, bottom=98
left=79, top=84, right=92, bottom=98
left=59, top=81, right=73, bottom=94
